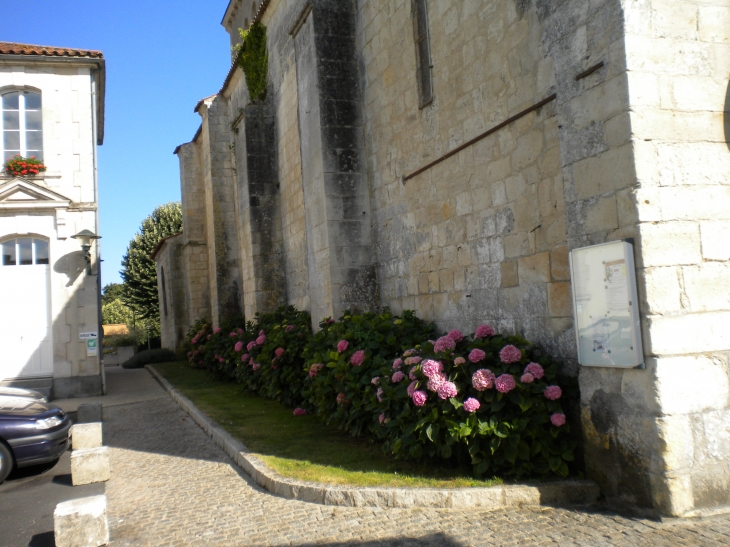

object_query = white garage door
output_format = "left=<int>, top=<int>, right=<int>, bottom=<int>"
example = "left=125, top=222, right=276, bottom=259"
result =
left=0, top=237, right=53, bottom=380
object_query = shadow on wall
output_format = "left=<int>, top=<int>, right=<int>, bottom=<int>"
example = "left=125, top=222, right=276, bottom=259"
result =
left=53, top=250, right=87, bottom=287
left=725, top=80, right=730, bottom=151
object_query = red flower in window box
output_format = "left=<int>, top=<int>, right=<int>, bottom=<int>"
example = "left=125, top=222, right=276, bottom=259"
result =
left=3, top=155, right=46, bottom=177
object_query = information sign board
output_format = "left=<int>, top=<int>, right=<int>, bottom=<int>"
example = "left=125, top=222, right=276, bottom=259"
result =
left=569, top=240, right=644, bottom=368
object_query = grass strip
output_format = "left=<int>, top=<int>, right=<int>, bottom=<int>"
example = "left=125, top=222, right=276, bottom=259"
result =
left=153, top=361, right=502, bottom=488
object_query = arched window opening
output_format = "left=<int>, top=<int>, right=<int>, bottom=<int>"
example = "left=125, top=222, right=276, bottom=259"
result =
left=2, top=90, right=43, bottom=161
left=1, top=238, right=49, bottom=266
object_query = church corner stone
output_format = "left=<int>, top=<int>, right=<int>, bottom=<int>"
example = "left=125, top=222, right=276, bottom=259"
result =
left=155, top=0, right=730, bottom=516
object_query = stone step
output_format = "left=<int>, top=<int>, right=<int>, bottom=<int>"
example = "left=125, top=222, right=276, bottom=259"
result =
left=0, top=378, right=52, bottom=399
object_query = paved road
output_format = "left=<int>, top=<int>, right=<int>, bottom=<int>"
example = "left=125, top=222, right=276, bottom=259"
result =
left=99, top=368, right=730, bottom=547
left=0, top=446, right=104, bottom=547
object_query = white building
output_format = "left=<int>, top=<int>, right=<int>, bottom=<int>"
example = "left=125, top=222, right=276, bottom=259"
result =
left=0, top=42, right=105, bottom=398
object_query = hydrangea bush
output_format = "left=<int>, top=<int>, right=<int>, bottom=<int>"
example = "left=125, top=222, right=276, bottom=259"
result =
left=372, top=329, right=577, bottom=478
left=301, top=309, right=436, bottom=437
left=184, top=308, right=578, bottom=479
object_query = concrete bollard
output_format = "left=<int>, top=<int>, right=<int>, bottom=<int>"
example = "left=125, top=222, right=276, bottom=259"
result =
left=71, top=423, right=103, bottom=450
left=71, top=447, right=110, bottom=486
left=77, top=403, right=103, bottom=424
left=54, top=495, right=109, bottom=547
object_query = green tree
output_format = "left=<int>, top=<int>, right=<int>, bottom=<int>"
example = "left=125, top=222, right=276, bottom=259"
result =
left=102, top=298, right=135, bottom=325
left=101, top=282, right=125, bottom=306
left=120, top=202, right=182, bottom=322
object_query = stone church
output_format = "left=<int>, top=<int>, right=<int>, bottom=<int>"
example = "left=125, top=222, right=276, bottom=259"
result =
left=154, top=0, right=730, bottom=517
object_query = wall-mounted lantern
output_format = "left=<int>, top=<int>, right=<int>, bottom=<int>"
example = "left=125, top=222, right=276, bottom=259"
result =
left=71, top=229, right=101, bottom=274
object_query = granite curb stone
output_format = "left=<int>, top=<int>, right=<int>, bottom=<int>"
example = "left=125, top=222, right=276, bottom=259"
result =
left=54, top=495, right=109, bottom=547
left=146, top=365, right=600, bottom=510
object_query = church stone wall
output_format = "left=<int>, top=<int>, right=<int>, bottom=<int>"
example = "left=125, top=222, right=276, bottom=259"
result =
left=163, top=0, right=730, bottom=516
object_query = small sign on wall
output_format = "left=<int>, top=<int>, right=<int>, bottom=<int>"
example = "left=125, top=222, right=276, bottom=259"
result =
left=569, top=240, right=644, bottom=368
left=86, top=338, right=98, bottom=357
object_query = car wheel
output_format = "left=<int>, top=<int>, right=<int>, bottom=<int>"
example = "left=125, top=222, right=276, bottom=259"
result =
left=0, top=442, right=13, bottom=484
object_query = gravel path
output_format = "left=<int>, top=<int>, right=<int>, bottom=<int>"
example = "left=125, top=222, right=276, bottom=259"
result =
left=102, top=380, right=730, bottom=546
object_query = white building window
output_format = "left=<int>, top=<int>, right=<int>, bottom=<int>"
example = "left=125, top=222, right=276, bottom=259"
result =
left=1, top=238, right=49, bottom=266
left=2, top=91, right=43, bottom=161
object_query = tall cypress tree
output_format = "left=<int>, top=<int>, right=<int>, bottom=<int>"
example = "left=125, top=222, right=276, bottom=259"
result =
left=120, top=202, right=182, bottom=321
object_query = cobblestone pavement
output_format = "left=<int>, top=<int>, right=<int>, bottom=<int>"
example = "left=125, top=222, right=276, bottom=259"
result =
left=104, top=394, right=730, bottom=546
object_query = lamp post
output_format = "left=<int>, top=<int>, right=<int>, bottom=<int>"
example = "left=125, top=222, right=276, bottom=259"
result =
left=71, top=229, right=101, bottom=274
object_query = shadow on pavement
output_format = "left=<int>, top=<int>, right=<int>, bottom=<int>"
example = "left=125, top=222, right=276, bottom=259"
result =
left=298, top=533, right=463, bottom=546
left=28, top=531, right=54, bottom=547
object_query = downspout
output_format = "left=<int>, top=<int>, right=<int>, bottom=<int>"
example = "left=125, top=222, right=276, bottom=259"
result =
left=91, top=69, right=106, bottom=395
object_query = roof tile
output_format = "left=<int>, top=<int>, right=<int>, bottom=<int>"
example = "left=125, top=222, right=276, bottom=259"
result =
left=0, top=41, right=103, bottom=59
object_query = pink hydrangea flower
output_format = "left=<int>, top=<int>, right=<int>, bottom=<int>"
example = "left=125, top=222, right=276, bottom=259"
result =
left=468, top=348, right=486, bottom=363
left=218, top=357, right=225, bottom=363
left=454, top=357, right=466, bottom=366
left=411, top=390, right=428, bottom=406
left=252, top=362, right=261, bottom=371
left=308, top=363, right=323, bottom=378
left=325, top=318, right=336, bottom=325
left=214, top=327, right=221, bottom=334
left=433, top=336, right=456, bottom=353
left=256, top=334, right=266, bottom=346
left=475, top=324, right=495, bottom=338
left=403, top=349, right=417, bottom=357
left=499, top=345, right=522, bottom=363
left=524, top=362, right=544, bottom=380
left=293, top=407, right=307, bottom=416
left=421, top=359, right=443, bottom=378
left=463, top=398, right=481, bottom=413
left=237, top=328, right=244, bottom=334
left=379, top=413, right=386, bottom=425
left=229, top=332, right=236, bottom=337
left=409, top=367, right=417, bottom=381
left=241, top=354, right=249, bottom=362
left=350, top=350, right=365, bottom=366
left=336, top=392, right=347, bottom=404
left=337, top=340, right=349, bottom=353
left=472, top=369, right=496, bottom=391
left=259, top=330, right=265, bottom=336
left=544, top=385, right=562, bottom=400
left=520, top=373, right=535, bottom=384
left=376, top=387, right=384, bottom=402
left=427, top=371, right=448, bottom=392
left=405, top=356, right=422, bottom=366
left=448, top=329, right=464, bottom=342
left=234, top=341, right=244, bottom=352
left=392, top=358, right=403, bottom=369
left=192, top=338, right=198, bottom=345
left=550, top=413, right=566, bottom=427
left=249, top=357, right=255, bottom=365
left=247, top=341, right=257, bottom=351
left=275, top=347, right=285, bottom=358
left=495, top=374, right=516, bottom=393
left=371, top=376, right=380, bottom=386
left=285, top=325, right=295, bottom=332
left=407, top=380, right=418, bottom=397
left=392, top=371, right=406, bottom=383
left=437, top=381, right=458, bottom=400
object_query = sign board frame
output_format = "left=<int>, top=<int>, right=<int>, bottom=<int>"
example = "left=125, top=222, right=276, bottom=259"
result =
left=569, top=240, right=644, bottom=369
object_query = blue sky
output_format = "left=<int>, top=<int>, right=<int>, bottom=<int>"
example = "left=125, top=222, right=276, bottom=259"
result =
left=0, top=0, right=233, bottom=285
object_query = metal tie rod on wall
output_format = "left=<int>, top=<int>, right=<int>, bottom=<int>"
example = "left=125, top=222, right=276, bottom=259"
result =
left=403, top=93, right=557, bottom=182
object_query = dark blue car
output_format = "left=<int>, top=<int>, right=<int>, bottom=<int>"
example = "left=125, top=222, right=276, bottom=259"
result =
left=0, top=397, right=71, bottom=483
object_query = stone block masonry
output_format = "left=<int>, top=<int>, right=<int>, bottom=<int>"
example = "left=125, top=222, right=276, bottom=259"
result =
left=54, top=495, right=109, bottom=547
left=71, top=447, right=111, bottom=486
left=71, top=423, right=103, bottom=450
left=159, top=0, right=730, bottom=517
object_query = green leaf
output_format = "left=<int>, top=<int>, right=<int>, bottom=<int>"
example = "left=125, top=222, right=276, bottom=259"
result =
left=518, top=441, right=530, bottom=461
left=441, top=444, right=452, bottom=459
left=561, top=450, right=575, bottom=462
left=531, top=440, right=542, bottom=456
left=426, top=424, right=434, bottom=442
left=392, top=438, right=402, bottom=454
left=409, top=444, right=423, bottom=459
left=449, top=397, right=462, bottom=409
left=549, top=456, right=562, bottom=473
left=504, top=443, right=517, bottom=463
